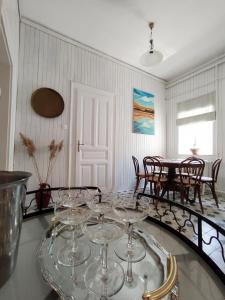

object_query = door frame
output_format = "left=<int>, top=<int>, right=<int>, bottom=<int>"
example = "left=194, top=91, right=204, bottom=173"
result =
left=0, top=17, right=13, bottom=170
left=68, top=82, right=116, bottom=189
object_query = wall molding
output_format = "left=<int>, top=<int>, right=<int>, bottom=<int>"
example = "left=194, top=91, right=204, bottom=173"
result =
left=167, top=53, right=225, bottom=89
left=20, top=16, right=165, bottom=84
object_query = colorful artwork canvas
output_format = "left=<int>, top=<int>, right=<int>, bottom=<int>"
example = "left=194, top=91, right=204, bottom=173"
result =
left=132, top=88, right=155, bottom=135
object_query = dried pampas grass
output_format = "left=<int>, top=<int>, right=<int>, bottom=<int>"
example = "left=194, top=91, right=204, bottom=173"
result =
left=20, top=133, right=63, bottom=184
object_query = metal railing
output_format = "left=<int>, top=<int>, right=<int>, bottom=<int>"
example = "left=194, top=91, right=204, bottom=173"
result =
left=137, top=192, right=225, bottom=284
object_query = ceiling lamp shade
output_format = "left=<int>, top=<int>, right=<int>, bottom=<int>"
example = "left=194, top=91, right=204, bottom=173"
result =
left=140, top=22, right=163, bottom=67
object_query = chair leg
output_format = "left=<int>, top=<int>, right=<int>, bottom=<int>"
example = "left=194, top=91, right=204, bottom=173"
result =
left=150, top=182, right=153, bottom=194
left=186, top=187, right=190, bottom=202
left=134, top=176, right=140, bottom=193
left=143, top=179, right=148, bottom=193
left=155, top=184, right=160, bottom=209
left=197, top=187, right=204, bottom=214
left=210, top=182, right=219, bottom=208
left=180, top=189, right=185, bottom=204
left=193, top=186, right=197, bottom=202
left=161, top=187, right=167, bottom=198
left=167, top=190, right=169, bottom=200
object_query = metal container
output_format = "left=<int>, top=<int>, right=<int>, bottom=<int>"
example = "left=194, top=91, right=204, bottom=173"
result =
left=0, top=171, right=31, bottom=287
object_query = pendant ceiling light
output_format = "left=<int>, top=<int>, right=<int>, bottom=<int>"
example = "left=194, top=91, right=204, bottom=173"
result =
left=140, top=22, right=163, bottom=67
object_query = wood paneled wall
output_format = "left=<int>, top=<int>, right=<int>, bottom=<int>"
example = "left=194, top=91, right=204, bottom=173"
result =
left=14, top=21, right=166, bottom=191
left=166, top=64, right=225, bottom=192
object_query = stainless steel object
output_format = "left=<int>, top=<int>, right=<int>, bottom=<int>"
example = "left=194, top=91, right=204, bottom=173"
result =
left=0, top=171, right=31, bottom=287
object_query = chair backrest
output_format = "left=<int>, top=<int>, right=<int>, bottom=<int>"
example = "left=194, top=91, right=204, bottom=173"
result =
left=143, top=156, right=164, bottom=181
left=178, top=157, right=205, bottom=185
left=153, top=155, right=164, bottom=159
left=211, top=158, right=222, bottom=182
left=132, top=155, right=140, bottom=176
left=153, top=156, right=165, bottom=170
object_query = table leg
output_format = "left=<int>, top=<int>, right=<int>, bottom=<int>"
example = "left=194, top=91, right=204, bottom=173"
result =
left=161, top=167, right=177, bottom=198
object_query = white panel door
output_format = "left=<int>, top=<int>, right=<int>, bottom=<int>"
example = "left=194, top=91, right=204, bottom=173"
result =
left=69, top=83, right=115, bottom=190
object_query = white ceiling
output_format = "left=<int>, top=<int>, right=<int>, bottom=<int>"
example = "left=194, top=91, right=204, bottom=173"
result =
left=19, top=0, right=225, bottom=81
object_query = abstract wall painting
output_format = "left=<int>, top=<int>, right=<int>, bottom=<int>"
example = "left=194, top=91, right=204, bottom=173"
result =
left=132, top=88, right=155, bottom=135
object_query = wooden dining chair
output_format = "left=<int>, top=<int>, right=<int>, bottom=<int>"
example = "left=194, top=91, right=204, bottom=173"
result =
left=153, top=156, right=168, bottom=175
left=195, top=158, right=222, bottom=207
left=132, top=156, right=146, bottom=193
left=175, top=157, right=205, bottom=213
left=143, top=156, right=168, bottom=199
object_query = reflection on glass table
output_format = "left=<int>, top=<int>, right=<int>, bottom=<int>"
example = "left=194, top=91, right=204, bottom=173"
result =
left=38, top=216, right=177, bottom=300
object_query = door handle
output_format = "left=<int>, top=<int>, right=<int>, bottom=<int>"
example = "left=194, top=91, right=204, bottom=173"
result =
left=77, top=140, right=84, bottom=152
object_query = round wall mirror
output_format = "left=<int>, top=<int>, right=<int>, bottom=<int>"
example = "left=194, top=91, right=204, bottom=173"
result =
left=31, top=88, right=64, bottom=118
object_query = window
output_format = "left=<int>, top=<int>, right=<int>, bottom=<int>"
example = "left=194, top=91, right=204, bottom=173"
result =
left=176, top=92, right=216, bottom=155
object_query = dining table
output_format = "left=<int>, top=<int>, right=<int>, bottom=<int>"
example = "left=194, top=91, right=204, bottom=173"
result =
left=150, top=158, right=203, bottom=200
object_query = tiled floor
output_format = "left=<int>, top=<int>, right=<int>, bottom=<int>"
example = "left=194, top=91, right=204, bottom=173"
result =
left=0, top=214, right=224, bottom=300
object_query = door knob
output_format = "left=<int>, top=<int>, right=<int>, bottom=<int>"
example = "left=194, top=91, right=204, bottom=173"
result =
left=77, top=140, right=84, bottom=152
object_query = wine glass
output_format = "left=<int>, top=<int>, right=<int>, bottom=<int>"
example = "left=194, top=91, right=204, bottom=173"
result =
left=84, top=190, right=125, bottom=298
left=113, top=192, right=150, bottom=263
left=85, top=189, right=112, bottom=221
left=55, top=188, right=92, bottom=266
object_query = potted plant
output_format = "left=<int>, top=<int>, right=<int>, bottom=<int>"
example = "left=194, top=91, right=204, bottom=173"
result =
left=20, top=133, right=63, bottom=209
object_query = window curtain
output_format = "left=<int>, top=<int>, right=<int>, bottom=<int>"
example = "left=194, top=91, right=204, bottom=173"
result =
left=176, top=92, right=216, bottom=126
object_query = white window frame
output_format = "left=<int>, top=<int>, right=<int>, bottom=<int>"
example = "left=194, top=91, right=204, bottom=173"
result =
left=176, top=92, right=217, bottom=160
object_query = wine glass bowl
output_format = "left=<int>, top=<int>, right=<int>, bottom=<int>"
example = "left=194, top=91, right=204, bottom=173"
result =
left=58, top=188, right=89, bottom=208
left=113, top=199, right=149, bottom=223
left=86, top=221, right=124, bottom=245
left=55, top=206, right=91, bottom=226
left=86, top=191, right=112, bottom=216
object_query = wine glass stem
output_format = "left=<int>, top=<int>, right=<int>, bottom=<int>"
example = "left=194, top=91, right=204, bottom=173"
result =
left=126, top=253, right=133, bottom=283
left=101, top=243, right=108, bottom=297
left=72, top=227, right=78, bottom=253
left=101, top=243, right=108, bottom=271
left=126, top=223, right=134, bottom=282
left=127, top=223, right=133, bottom=251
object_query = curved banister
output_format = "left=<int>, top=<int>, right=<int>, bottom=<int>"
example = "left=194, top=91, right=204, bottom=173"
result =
left=142, top=255, right=177, bottom=300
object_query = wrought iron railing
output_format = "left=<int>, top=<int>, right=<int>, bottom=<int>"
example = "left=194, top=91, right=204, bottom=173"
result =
left=23, top=187, right=225, bottom=284
left=137, top=192, right=225, bottom=284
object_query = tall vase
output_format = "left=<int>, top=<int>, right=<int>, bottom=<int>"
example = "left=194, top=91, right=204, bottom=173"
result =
left=35, top=183, right=51, bottom=209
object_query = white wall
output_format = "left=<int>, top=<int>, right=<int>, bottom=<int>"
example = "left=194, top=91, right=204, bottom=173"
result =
left=166, top=62, right=225, bottom=192
left=1, top=0, right=19, bottom=169
left=14, top=21, right=166, bottom=191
